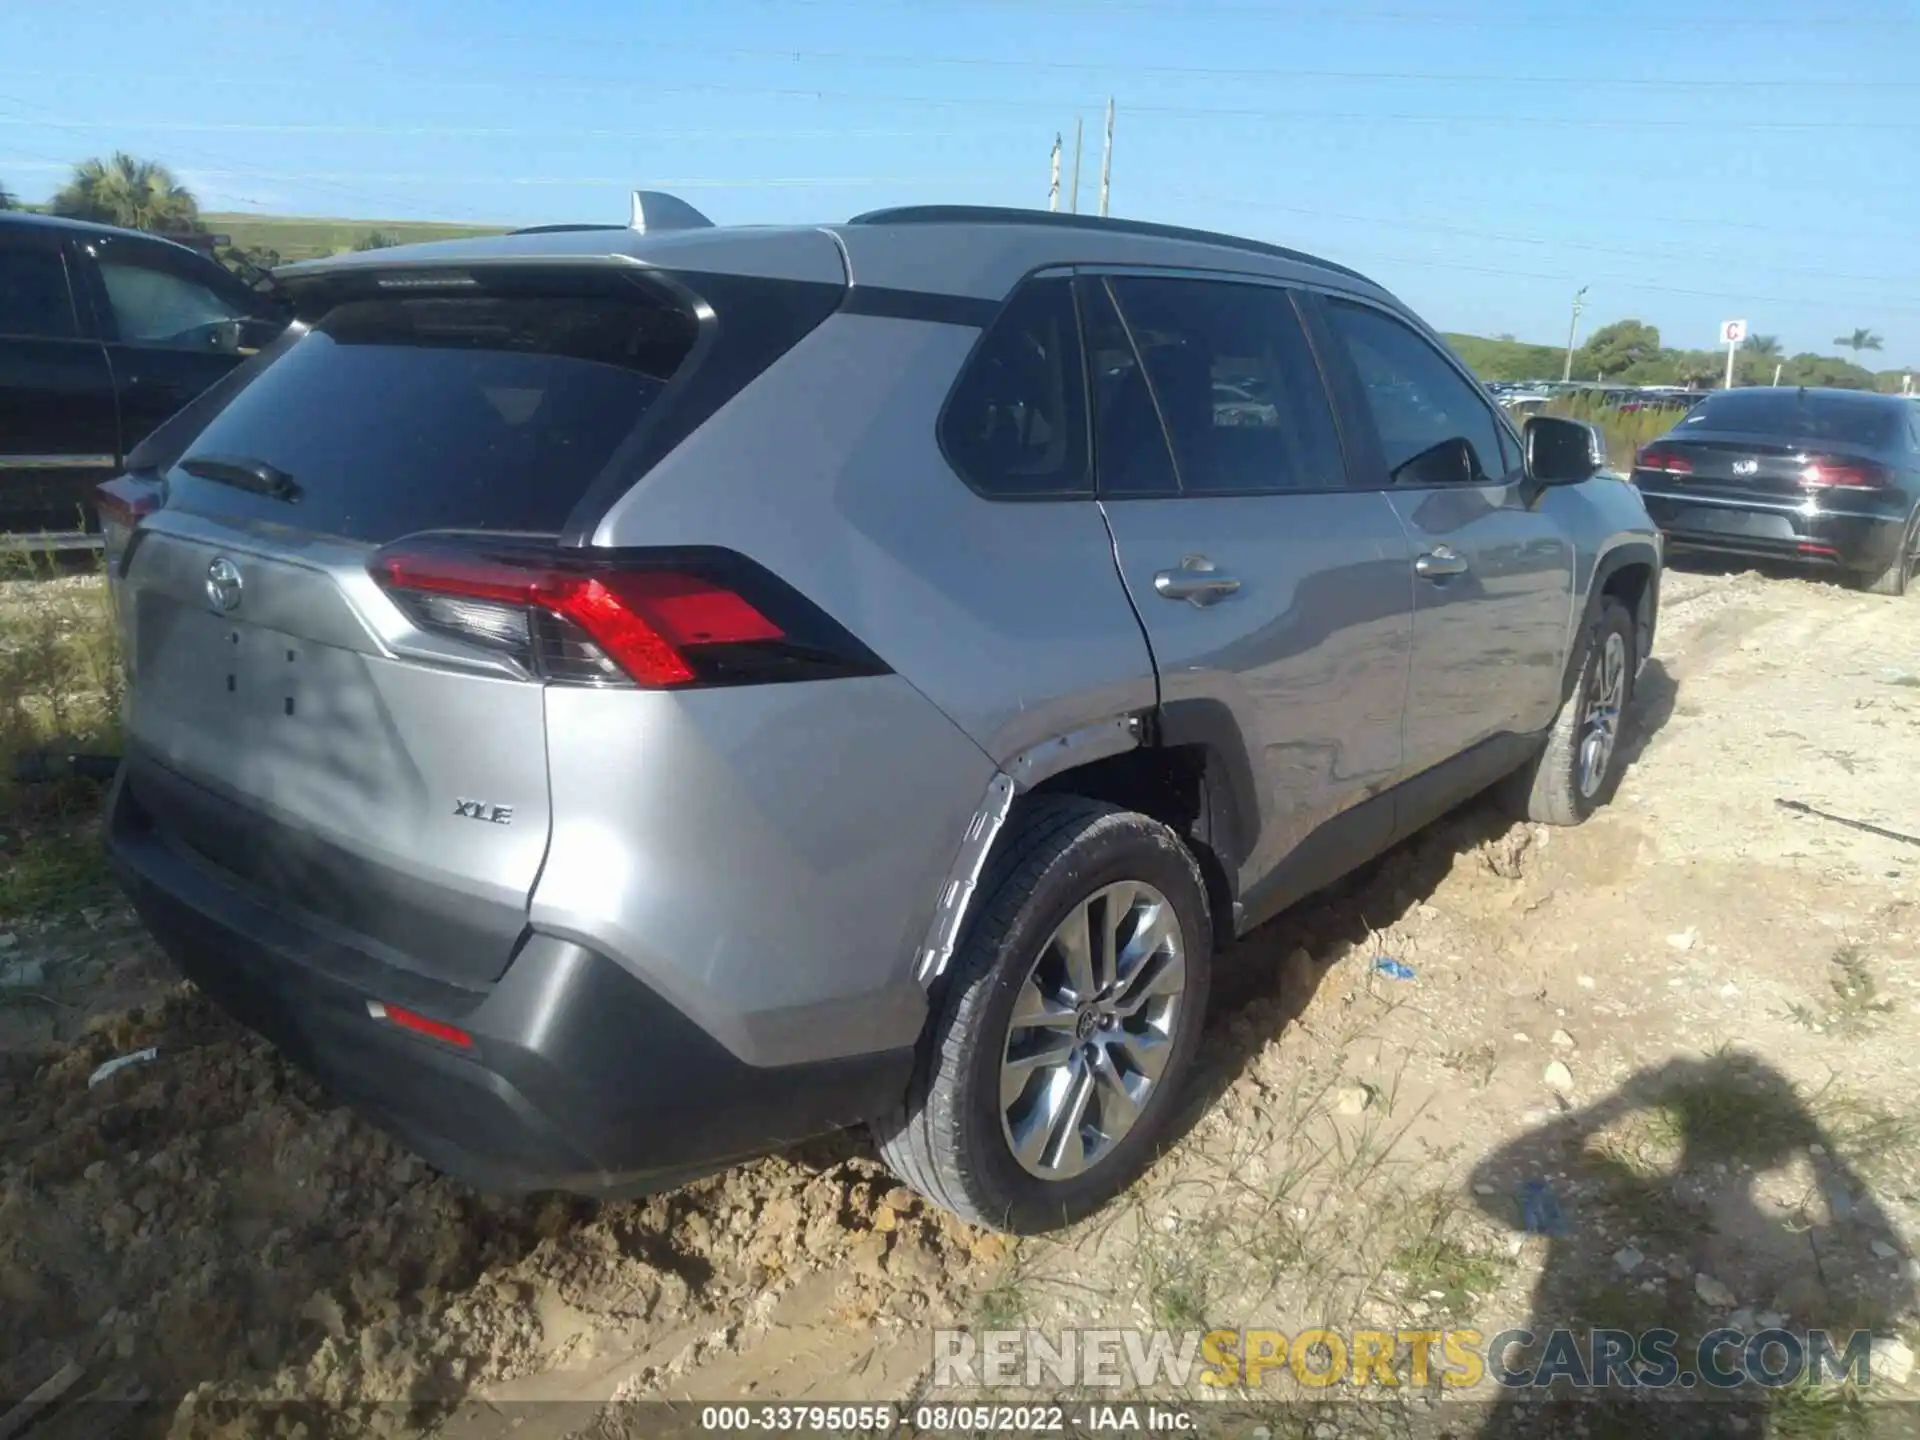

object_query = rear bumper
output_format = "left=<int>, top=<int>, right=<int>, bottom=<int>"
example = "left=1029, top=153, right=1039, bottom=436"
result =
left=107, top=768, right=913, bottom=1197
left=1633, top=483, right=1907, bottom=572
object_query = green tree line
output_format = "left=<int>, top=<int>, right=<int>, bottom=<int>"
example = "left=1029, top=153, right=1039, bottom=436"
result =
left=1446, top=319, right=1910, bottom=394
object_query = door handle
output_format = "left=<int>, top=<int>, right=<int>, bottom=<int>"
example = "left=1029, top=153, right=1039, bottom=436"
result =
left=1414, top=546, right=1469, bottom=580
left=1153, top=556, right=1241, bottom=606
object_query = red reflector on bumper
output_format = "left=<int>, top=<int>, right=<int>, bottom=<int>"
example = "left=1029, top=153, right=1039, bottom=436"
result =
left=368, top=1000, right=474, bottom=1049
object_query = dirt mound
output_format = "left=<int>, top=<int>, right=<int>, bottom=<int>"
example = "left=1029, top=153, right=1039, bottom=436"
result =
left=0, top=982, right=989, bottom=1434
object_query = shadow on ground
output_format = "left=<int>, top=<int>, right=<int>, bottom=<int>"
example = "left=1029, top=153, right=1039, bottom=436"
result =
left=1467, top=1051, right=1916, bottom=1438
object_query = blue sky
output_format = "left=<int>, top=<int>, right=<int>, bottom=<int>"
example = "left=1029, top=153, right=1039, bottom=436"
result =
left=4, top=0, right=1917, bottom=361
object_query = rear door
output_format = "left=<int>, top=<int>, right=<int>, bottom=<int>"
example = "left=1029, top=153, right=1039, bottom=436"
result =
left=118, top=271, right=705, bottom=987
left=73, top=232, right=264, bottom=454
left=1089, top=272, right=1414, bottom=900
left=1313, top=294, right=1574, bottom=774
left=0, top=226, right=118, bottom=540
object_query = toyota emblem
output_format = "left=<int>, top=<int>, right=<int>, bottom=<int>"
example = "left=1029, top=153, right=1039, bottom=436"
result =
left=205, top=557, right=243, bottom=613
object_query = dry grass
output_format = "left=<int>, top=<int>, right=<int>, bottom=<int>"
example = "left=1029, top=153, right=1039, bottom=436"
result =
left=0, top=554, right=123, bottom=920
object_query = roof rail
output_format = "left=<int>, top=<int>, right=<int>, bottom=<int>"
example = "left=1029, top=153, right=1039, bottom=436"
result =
left=630, top=190, right=715, bottom=234
left=509, top=223, right=627, bottom=236
left=845, top=205, right=1374, bottom=286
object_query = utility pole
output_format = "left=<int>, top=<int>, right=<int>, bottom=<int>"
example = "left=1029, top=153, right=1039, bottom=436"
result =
left=1773, top=362, right=1784, bottom=387
left=1048, top=133, right=1061, bottom=212
left=1561, top=285, right=1588, bottom=384
left=1098, top=97, right=1115, bottom=217
left=1068, top=117, right=1083, bottom=214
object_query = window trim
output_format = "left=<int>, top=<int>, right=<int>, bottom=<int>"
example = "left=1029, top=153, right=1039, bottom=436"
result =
left=1075, top=264, right=1359, bottom=502
left=1307, top=287, right=1525, bottom=492
left=75, top=233, right=257, bottom=348
left=934, top=268, right=1097, bottom=503
left=0, top=233, right=87, bottom=343
left=1077, top=273, right=1180, bottom=500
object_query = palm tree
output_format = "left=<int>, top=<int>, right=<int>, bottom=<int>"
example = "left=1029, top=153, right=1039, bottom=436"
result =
left=1745, top=334, right=1782, bottom=359
left=50, top=153, right=199, bottom=233
left=1832, top=328, right=1884, bottom=355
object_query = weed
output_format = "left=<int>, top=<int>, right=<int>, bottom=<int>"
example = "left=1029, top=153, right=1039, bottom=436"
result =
left=0, top=558, right=122, bottom=923
left=1767, top=1378, right=1870, bottom=1440
left=1811, top=1092, right=1920, bottom=1189
left=1786, top=946, right=1894, bottom=1037
left=0, top=555, right=123, bottom=774
left=1440, top=1041, right=1501, bottom=1089
left=1135, top=1217, right=1232, bottom=1331
left=1638, top=1051, right=1820, bottom=1164
left=1569, top=1280, right=1674, bottom=1339
left=1387, top=1190, right=1505, bottom=1319
left=974, top=1275, right=1031, bottom=1331
left=0, top=823, right=113, bottom=920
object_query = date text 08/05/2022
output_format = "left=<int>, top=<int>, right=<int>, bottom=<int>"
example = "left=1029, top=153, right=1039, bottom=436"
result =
left=696, top=1404, right=1195, bottom=1433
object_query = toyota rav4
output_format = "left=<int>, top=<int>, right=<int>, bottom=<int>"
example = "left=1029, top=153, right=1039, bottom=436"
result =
left=102, top=198, right=1660, bottom=1234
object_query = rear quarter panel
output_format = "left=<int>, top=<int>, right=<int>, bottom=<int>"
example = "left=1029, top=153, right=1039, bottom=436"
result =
left=535, top=678, right=998, bottom=1067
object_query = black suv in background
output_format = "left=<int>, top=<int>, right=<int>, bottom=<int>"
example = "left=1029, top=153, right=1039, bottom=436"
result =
left=0, top=211, right=288, bottom=548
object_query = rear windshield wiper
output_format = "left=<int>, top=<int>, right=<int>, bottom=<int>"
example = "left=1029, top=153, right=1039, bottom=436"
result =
left=178, top=454, right=302, bottom=502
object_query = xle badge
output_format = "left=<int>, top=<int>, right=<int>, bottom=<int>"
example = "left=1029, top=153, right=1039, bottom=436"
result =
left=454, top=799, right=514, bottom=825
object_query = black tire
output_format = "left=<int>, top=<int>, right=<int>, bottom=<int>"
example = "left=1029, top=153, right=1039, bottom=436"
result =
left=1851, top=513, right=1918, bottom=597
left=874, top=796, right=1213, bottom=1234
left=1500, top=596, right=1637, bottom=827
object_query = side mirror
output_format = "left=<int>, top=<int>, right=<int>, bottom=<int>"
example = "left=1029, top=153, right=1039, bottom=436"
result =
left=1525, top=415, right=1606, bottom=486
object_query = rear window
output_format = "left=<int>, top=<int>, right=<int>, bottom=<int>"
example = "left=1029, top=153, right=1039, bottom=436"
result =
left=1680, top=390, right=1900, bottom=448
left=169, top=288, right=698, bottom=542
left=939, top=277, right=1091, bottom=499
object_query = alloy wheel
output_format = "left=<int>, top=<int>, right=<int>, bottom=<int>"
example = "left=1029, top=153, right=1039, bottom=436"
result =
left=998, top=881, right=1186, bottom=1180
left=1577, top=630, right=1628, bottom=799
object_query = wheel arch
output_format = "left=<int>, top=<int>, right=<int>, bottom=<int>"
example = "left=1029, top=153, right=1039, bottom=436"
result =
left=1567, top=538, right=1660, bottom=703
left=1029, top=699, right=1261, bottom=951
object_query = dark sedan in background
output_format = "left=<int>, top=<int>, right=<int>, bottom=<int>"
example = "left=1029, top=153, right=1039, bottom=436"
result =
left=1632, top=387, right=1920, bottom=596
left=0, top=211, right=288, bottom=548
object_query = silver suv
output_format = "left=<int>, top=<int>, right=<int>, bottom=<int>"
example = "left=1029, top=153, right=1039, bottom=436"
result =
left=103, top=200, right=1660, bottom=1234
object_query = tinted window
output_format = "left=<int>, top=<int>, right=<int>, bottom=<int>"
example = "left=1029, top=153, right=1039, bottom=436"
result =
left=1326, top=300, right=1511, bottom=487
left=1108, top=277, right=1344, bottom=495
left=1679, top=390, right=1901, bottom=449
left=170, top=289, right=698, bottom=542
left=1081, top=278, right=1178, bottom=497
left=941, top=277, right=1090, bottom=498
left=0, top=244, right=79, bottom=339
left=99, top=256, right=246, bottom=349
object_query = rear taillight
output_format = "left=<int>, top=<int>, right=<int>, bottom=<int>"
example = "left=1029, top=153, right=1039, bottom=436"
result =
left=1798, top=456, right=1890, bottom=490
left=1636, top=446, right=1692, bottom=475
left=371, top=540, right=887, bottom=689
left=94, top=476, right=164, bottom=573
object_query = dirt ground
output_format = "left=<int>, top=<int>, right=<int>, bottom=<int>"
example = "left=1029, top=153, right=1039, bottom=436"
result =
left=3, top=559, right=1919, bottom=1438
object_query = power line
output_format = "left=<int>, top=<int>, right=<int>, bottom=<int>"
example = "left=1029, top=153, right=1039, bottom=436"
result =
left=0, top=160, right=983, bottom=189
left=0, top=118, right=1032, bottom=142
left=1328, top=244, right=1920, bottom=320
left=2, top=96, right=1911, bottom=135
left=1161, top=191, right=1920, bottom=287
left=473, top=36, right=1920, bottom=91
left=748, top=0, right=1917, bottom=30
